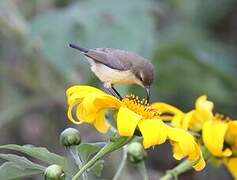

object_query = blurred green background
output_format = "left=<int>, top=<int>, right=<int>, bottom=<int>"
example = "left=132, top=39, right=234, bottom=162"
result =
left=0, top=0, right=237, bottom=179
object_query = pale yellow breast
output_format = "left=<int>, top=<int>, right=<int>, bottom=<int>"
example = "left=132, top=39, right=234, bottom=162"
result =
left=89, top=61, right=142, bottom=86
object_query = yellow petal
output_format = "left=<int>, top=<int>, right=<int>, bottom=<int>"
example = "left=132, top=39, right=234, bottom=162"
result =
left=152, top=103, right=183, bottom=115
left=193, top=156, right=206, bottom=171
left=94, top=110, right=111, bottom=133
left=168, top=127, right=205, bottom=170
left=94, top=94, right=122, bottom=109
left=195, top=95, right=213, bottom=122
left=227, top=121, right=237, bottom=135
left=66, top=85, right=105, bottom=106
left=202, top=120, right=232, bottom=157
left=78, top=94, right=121, bottom=124
left=66, top=85, right=104, bottom=97
left=171, top=113, right=185, bottom=128
left=171, top=142, right=205, bottom=171
left=117, top=107, right=142, bottom=136
left=225, top=158, right=237, bottom=179
left=190, top=144, right=206, bottom=171
left=67, top=102, right=82, bottom=124
left=195, top=95, right=214, bottom=112
left=78, top=94, right=99, bottom=123
left=181, top=111, right=194, bottom=130
left=172, top=142, right=185, bottom=160
left=138, top=119, right=168, bottom=149
left=168, top=127, right=196, bottom=156
left=225, top=121, right=237, bottom=146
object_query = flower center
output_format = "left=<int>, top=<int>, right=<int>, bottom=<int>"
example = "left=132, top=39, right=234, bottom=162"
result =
left=122, top=95, right=160, bottom=119
left=214, top=113, right=231, bottom=122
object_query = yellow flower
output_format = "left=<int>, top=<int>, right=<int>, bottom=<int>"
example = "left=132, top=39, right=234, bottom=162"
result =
left=224, top=121, right=237, bottom=179
left=202, top=114, right=237, bottom=156
left=153, top=95, right=213, bottom=131
left=155, top=95, right=235, bottom=158
left=190, top=95, right=214, bottom=131
left=202, top=115, right=237, bottom=179
left=66, top=85, right=205, bottom=170
left=202, top=116, right=232, bottom=157
left=66, top=85, right=120, bottom=133
left=153, top=95, right=237, bottom=176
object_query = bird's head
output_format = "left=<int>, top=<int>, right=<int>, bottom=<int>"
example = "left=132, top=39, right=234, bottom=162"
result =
left=133, top=61, right=154, bottom=102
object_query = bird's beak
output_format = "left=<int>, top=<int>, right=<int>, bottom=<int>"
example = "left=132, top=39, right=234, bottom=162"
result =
left=145, top=86, right=150, bottom=103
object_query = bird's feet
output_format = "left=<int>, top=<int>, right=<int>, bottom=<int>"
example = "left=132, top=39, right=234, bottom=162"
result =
left=103, top=84, right=122, bottom=100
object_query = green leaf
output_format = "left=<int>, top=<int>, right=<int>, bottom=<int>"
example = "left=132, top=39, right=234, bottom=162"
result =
left=0, top=162, right=44, bottom=180
left=88, top=160, right=104, bottom=178
left=0, top=144, right=65, bottom=167
left=0, top=153, right=45, bottom=170
left=77, top=142, right=105, bottom=162
left=0, top=153, right=45, bottom=179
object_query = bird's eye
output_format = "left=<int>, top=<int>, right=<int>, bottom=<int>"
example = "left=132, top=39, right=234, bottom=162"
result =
left=139, top=72, right=144, bottom=82
left=139, top=76, right=143, bottom=82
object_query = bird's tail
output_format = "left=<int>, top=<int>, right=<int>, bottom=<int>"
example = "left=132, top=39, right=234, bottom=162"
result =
left=69, top=43, right=89, bottom=53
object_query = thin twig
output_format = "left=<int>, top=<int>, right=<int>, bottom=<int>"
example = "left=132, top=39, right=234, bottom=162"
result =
left=112, top=146, right=127, bottom=180
left=69, top=147, right=88, bottom=180
left=159, top=160, right=192, bottom=180
left=138, top=161, right=149, bottom=180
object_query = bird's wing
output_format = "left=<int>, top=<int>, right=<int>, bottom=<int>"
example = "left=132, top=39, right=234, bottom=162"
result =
left=86, top=48, right=132, bottom=71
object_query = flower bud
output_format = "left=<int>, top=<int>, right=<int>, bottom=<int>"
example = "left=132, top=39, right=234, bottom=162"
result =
left=44, top=164, right=65, bottom=180
left=127, top=142, right=146, bottom=163
left=60, top=128, right=81, bottom=147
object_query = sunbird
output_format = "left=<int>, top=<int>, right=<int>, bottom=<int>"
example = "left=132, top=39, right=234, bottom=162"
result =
left=69, top=44, right=154, bottom=101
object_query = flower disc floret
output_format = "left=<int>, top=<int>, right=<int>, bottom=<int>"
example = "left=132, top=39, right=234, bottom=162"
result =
left=122, top=95, right=160, bottom=119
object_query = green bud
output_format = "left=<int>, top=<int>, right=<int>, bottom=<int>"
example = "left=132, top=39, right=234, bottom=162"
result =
left=60, top=128, right=81, bottom=147
left=44, top=164, right=65, bottom=180
left=127, top=142, right=146, bottom=163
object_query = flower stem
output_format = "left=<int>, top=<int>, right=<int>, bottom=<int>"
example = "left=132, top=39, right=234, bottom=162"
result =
left=72, top=136, right=133, bottom=180
left=160, top=160, right=192, bottom=180
left=160, top=147, right=211, bottom=180
left=138, top=161, right=149, bottom=180
left=69, top=147, right=88, bottom=180
left=112, top=146, right=127, bottom=180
